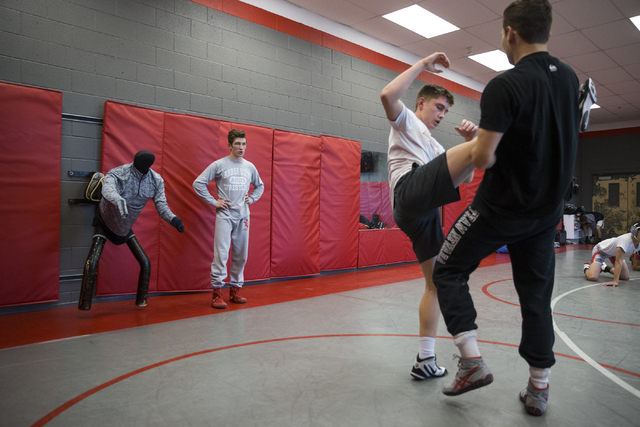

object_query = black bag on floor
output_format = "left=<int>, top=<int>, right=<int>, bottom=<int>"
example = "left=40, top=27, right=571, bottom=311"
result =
left=555, top=229, right=566, bottom=246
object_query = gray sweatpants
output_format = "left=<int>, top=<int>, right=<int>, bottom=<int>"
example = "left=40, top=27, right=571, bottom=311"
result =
left=211, top=215, right=250, bottom=288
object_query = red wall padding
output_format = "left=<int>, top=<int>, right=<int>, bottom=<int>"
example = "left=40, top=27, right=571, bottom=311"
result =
left=271, top=130, right=322, bottom=278
left=442, top=169, right=485, bottom=235
left=359, top=182, right=395, bottom=228
left=359, top=182, right=382, bottom=223
left=0, top=83, right=61, bottom=307
left=98, top=102, right=166, bottom=296
left=158, top=113, right=221, bottom=291
left=385, top=228, right=410, bottom=264
left=378, top=181, right=395, bottom=228
left=100, top=105, right=276, bottom=295
left=98, top=102, right=410, bottom=292
left=219, top=121, right=273, bottom=282
left=357, top=229, right=414, bottom=267
left=319, top=136, right=360, bottom=271
left=357, top=230, right=386, bottom=267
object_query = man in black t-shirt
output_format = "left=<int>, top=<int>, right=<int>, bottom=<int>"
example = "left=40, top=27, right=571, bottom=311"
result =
left=432, top=0, right=580, bottom=416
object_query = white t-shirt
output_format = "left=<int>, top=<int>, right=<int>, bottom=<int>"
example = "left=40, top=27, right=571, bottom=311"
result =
left=387, top=103, right=444, bottom=206
left=595, top=233, right=638, bottom=257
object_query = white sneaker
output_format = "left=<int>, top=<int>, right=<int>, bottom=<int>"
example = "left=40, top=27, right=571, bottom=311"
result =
left=410, top=354, right=447, bottom=380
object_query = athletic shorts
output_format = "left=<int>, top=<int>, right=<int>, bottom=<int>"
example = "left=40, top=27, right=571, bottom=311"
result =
left=393, top=152, right=460, bottom=263
left=590, top=245, right=615, bottom=265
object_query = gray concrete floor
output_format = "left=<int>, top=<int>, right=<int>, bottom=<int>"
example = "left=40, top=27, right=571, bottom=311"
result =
left=1, top=248, right=639, bottom=426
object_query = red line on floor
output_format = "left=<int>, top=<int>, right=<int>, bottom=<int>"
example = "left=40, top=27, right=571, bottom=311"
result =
left=0, top=254, right=510, bottom=350
left=482, top=277, right=640, bottom=327
left=29, top=333, right=639, bottom=427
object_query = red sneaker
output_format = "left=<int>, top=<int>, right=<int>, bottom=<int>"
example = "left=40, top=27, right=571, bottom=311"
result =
left=229, top=286, right=246, bottom=304
left=211, top=288, right=227, bottom=309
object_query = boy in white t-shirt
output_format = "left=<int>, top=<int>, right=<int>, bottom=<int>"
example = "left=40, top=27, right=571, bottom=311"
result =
left=381, top=52, right=478, bottom=380
left=583, top=223, right=640, bottom=287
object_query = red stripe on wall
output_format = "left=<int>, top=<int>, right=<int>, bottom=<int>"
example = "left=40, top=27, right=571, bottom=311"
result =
left=190, top=0, right=483, bottom=101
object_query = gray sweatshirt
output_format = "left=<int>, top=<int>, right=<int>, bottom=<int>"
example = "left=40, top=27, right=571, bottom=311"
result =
left=100, top=163, right=177, bottom=236
left=193, top=156, right=264, bottom=219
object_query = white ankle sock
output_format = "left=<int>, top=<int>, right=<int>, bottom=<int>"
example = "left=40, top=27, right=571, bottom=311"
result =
left=529, top=366, right=551, bottom=389
left=418, top=337, right=436, bottom=359
left=453, top=330, right=481, bottom=358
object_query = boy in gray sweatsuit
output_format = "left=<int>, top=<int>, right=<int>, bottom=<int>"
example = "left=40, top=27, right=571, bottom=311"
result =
left=193, top=129, right=264, bottom=308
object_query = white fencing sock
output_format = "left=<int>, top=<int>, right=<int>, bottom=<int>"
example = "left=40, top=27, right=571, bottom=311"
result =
left=453, top=330, right=481, bottom=358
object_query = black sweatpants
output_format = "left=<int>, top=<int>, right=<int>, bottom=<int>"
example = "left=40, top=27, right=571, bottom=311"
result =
left=433, top=205, right=559, bottom=368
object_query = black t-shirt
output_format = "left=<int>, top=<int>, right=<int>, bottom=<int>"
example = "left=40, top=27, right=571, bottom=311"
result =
left=474, top=51, right=580, bottom=219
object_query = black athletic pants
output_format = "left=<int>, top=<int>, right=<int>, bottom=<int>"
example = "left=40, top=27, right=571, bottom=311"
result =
left=433, top=205, right=559, bottom=368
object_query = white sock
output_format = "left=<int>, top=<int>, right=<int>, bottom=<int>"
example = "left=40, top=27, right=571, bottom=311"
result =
left=453, top=330, right=481, bottom=358
left=529, top=366, right=551, bottom=389
left=418, top=337, right=436, bottom=359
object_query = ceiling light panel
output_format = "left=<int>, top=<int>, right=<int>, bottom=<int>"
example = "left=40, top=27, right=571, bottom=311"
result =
left=383, top=5, right=459, bottom=39
left=468, top=50, right=514, bottom=72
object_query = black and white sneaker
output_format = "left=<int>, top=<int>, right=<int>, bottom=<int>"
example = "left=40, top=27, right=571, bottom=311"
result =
left=578, top=78, right=597, bottom=132
left=410, top=354, right=447, bottom=380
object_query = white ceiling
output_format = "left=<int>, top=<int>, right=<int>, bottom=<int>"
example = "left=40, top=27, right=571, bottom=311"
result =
left=263, top=0, right=640, bottom=131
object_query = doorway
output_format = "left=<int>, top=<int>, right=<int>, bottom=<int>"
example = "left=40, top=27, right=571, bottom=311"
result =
left=591, top=173, right=640, bottom=239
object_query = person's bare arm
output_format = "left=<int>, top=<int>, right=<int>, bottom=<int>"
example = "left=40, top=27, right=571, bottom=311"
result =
left=380, top=53, right=450, bottom=122
left=470, top=128, right=504, bottom=169
left=603, top=247, right=627, bottom=286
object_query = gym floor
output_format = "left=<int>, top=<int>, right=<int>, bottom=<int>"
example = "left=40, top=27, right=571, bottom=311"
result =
left=1, top=245, right=639, bottom=427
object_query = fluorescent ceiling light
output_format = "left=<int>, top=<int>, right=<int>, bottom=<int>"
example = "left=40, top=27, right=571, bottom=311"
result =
left=631, top=15, right=640, bottom=31
left=469, top=50, right=514, bottom=72
left=383, top=5, right=459, bottom=39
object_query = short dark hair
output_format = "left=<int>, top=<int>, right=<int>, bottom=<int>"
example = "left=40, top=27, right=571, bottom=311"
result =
left=414, top=84, right=454, bottom=111
left=228, top=129, right=246, bottom=146
left=503, top=0, right=552, bottom=44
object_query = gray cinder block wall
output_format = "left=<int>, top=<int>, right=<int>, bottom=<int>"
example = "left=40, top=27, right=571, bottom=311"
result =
left=0, top=0, right=480, bottom=310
